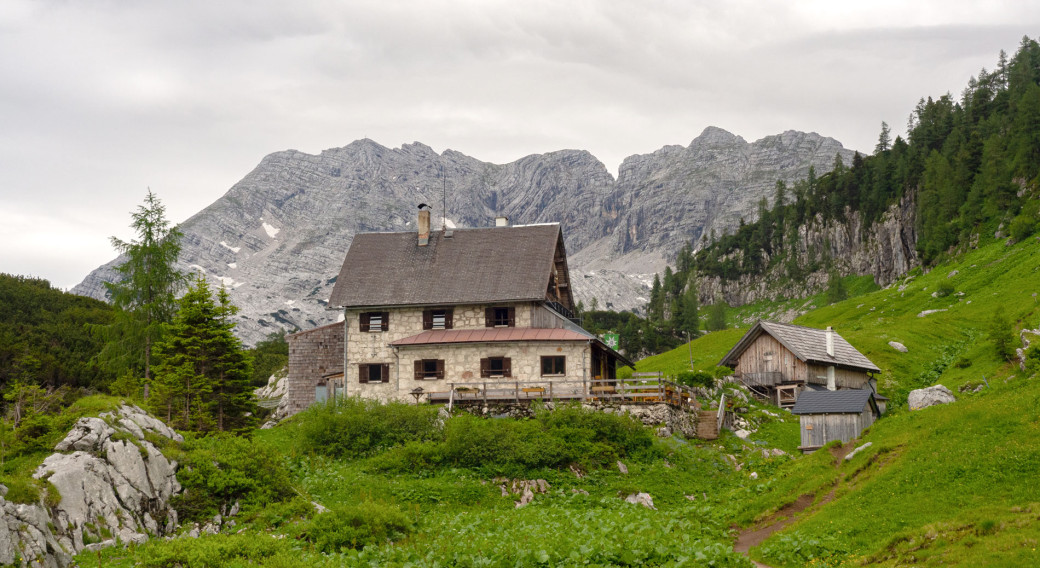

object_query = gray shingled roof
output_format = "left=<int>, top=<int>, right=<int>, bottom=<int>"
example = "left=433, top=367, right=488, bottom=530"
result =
left=718, top=320, right=880, bottom=373
left=328, top=224, right=564, bottom=308
left=791, top=389, right=876, bottom=414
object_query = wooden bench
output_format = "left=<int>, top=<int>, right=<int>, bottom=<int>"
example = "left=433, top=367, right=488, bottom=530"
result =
left=522, top=387, right=546, bottom=397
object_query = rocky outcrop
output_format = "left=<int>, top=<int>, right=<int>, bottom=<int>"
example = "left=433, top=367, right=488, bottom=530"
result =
left=908, top=385, right=956, bottom=410
left=73, top=128, right=856, bottom=343
left=699, top=192, right=918, bottom=308
left=0, top=405, right=182, bottom=567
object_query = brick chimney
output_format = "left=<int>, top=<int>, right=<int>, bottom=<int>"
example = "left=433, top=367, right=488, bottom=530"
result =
left=418, top=207, right=431, bottom=246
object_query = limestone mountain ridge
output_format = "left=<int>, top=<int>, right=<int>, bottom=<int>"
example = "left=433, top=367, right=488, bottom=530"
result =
left=73, top=127, right=855, bottom=344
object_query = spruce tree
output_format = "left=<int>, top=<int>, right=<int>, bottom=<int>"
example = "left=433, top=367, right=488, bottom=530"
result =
left=151, top=274, right=253, bottom=431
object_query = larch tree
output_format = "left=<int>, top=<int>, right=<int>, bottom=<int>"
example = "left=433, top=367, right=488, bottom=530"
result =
left=97, top=190, right=185, bottom=397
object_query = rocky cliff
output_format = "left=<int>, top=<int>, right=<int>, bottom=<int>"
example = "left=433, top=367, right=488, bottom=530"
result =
left=699, top=193, right=919, bottom=307
left=73, top=128, right=855, bottom=344
left=0, top=405, right=182, bottom=567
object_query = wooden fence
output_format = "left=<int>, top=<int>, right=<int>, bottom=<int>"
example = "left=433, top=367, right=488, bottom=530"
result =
left=426, top=373, right=700, bottom=413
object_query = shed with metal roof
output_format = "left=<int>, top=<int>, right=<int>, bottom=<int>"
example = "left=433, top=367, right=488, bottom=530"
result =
left=791, top=389, right=880, bottom=452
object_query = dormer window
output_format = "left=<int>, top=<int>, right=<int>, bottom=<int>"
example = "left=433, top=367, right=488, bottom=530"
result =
left=423, top=308, right=453, bottom=330
left=485, top=307, right=515, bottom=328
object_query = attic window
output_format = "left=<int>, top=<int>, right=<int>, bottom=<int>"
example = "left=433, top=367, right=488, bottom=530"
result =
left=360, top=312, right=389, bottom=332
left=423, top=308, right=453, bottom=330
left=485, top=307, right=515, bottom=328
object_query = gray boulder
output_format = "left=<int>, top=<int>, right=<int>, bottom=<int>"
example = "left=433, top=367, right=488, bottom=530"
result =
left=0, top=404, right=182, bottom=567
left=624, top=492, right=656, bottom=510
left=888, top=341, right=908, bottom=353
left=908, top=385, right=956, bottom=410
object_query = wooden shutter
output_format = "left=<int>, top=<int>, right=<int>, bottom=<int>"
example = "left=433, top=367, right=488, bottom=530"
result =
left=506, top=307, right=515, bottom=327
left=444, top=309, right=453, bottom=329
left=436, top=359, right=445, bottom=379
left=414, top=360, right=423, bottom=380
left=485, top=308, right=494, bottom=327
left=480, top=358, right=490, bottom=378
left=381, top=312, right=390, bottom=331
left=359, top=313, right=370, bottom=332
left=503, top=357, right=512, bottom=378
left=380, top=363, right=390, bottom=383
left=422, top=310, right=433, bottom=330
left=358, top=363, right=369, bottom=383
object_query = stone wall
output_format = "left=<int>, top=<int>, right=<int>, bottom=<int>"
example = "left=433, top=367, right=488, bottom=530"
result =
left=344, top=301, right=575, bottom=402
left=286, top=321, right=345, bottom=414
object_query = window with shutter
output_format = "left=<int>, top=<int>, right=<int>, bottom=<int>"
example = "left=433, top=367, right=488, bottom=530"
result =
left=483, top=356, right=510, bottom=378
left=488, top=307, right=514, bottom=327
left=416, top=359, right=445, bottom=379
left=380, top=363, right=390, bottom=383
left=423, top=308, right=453, bottom=330
left=358, top=363, right=369, bottom=383
left=361, top=312, right=389, bottom=332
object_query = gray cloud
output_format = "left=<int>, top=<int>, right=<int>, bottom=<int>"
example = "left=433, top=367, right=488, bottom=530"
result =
left=1, top=1, right=1038, bottom=288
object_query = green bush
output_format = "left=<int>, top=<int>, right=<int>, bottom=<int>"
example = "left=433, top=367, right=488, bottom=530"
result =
left=370, top=404, right=660, bottom=477
left=135, top=532, right=297, bottom=568
left=676, top=370, right=715, bottom=388
left=935, top=280, right=955, bottom=297
left=297, top=397, right=441, bottom=459
left=301, top=501, right=414, bottom=553
left=1009, top=213, right=1036, bottom=243
left=170, top=433, right=296, bottom=523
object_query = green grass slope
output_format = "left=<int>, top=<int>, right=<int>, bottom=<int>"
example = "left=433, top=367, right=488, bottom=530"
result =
left=636, top=235, right=1040, bottom=566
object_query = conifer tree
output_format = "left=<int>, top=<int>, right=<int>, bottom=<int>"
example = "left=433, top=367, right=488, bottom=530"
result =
left=97, top=190, right=185, bottom=396
left=151, top=274, right=253, bottom=431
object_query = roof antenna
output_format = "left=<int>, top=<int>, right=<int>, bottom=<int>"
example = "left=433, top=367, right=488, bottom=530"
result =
left=441, top=166, right=453, bottom=238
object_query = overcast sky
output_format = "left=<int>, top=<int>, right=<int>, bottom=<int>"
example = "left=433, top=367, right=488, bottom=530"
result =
left=2, top=1, right=1039, bottom=290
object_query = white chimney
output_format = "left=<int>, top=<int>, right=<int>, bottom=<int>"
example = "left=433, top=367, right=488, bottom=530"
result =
left=826, top=326, right=835, bottom=357
left=495, top=216, right=510, bottom=227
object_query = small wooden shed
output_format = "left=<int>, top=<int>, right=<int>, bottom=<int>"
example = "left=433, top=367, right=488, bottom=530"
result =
left=791, top=389, right=880, bottom=453
left=718, top=321, right=880, bottom=408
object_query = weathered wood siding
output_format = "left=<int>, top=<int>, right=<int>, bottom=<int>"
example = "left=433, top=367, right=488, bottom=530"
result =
left=804, top=364, right=870, bottom=389
left=286, top=321, right=345, bottom=414
left=735, top=334, right=803, bottom=386
left=798, top=407, right=875, bottom=450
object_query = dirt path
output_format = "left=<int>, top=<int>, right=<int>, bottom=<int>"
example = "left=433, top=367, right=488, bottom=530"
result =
left=733, top=444, right=851, bottom=566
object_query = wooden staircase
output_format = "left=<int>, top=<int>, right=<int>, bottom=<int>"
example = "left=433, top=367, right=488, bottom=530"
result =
left=697, top=410, right=720, bottom=440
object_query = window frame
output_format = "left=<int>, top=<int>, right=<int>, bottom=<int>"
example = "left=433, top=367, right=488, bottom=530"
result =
left=422, top=308, right=454, bottom=330
left=540, top=355, right=566, bottom=377
left=357, top=363, right=390, bottom=383
left=480, top=356, right=512, bottom=378
left=414, top=359, right=445, bottom=380
left=359, top=311, right=390, bottom=332
left=484, top=306, right=515, bottom=328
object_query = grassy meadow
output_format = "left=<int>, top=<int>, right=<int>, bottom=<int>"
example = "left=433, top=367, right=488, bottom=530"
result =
left=66, top=235, right=1040, bottom=567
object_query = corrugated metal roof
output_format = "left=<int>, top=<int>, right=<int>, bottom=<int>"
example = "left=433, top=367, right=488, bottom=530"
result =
left=328, top=224, right=565, bottom=308
left=791, top=389, right=876, bottom=414
left=718, top=320, right=880, bottom=373
left=391, top=327, right=595, bottom=346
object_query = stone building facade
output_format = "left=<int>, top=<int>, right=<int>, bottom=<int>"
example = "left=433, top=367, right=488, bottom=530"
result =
left=285, top=216, right=631, bottom=411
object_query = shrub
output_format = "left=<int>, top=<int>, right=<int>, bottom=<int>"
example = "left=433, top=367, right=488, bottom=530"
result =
left=297, top=397, right=441, bottom=459
left=301, top=502, right=413, bottom=553
left=935, top=280, right=955, bottom=297
left=1009, top=213, right=1036, bottom=243
left=171, top=433, right=295, bottom=523
left=676, top=370, right=715, bottom=389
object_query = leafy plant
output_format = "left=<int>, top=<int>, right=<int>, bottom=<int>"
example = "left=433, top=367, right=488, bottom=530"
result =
left=300, top=502, right=414, bottom=552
